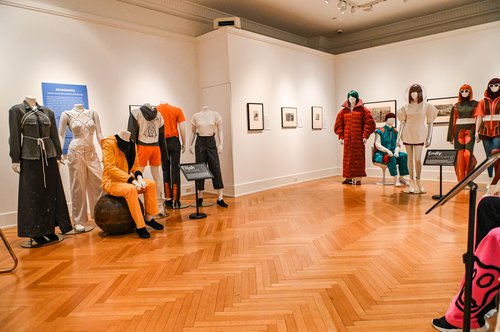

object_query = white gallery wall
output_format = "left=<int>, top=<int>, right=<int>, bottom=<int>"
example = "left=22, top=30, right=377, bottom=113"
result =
left=226, top=29, right=338, bottom=195
left=0, top=3, right=199, bottom=228
left=335, top=21, right=500, bottom=183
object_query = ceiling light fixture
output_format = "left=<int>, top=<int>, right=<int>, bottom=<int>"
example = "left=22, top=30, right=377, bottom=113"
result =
left=324, top=0, right=392, bottom=14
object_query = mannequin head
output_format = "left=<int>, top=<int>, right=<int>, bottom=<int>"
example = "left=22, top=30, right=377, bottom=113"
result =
left=384, top=112, right=396, bottom=128
left=486, top=78, right=500, bottom=100
left=74, top=103, right=84, bottom=110
left=201, top=106, right=210, bottom=112
left=347, top=90, right=359, bottom=106
left=458, top=84, right=473, bottom=102
left=408, top=84, right=423, bottom=104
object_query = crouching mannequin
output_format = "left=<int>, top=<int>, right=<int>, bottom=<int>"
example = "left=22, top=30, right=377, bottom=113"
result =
left=101, top=131, right=163, bottom=238
left=397, top=84, right=438, bottom=194
left=373, top=113, right=409, bottom=186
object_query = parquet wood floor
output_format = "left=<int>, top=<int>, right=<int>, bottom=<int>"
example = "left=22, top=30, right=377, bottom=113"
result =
left=0, top=177, right=497, bottom=331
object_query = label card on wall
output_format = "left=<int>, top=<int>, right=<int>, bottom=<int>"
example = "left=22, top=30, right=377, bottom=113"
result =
left=42, top=82, right=89, bottom=154
left=264, top=115, right=271, bottom=131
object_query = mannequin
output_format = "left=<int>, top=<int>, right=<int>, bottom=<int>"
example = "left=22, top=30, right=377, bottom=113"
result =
left=8, top=96, right=72, bottom=245
left=475, top=78, right=500, bottom=191
left=189, top=106, right=228, bottom=207
left=128, top=104, right=167, bottom=216
left=157, top=102, right=187, bottom=208
left=334, top=90, right=376, bottom=185
left=397, top=84, right=438, bottom=194
left=373, top=113, right=409, bottom=186
left=59, top=103, right=103, bottom=232
left=101, top=130, right=163, bottom=238
left=446, top=84, right=478, bottom=182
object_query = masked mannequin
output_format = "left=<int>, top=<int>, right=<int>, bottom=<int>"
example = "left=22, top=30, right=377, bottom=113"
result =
left=59, top=104, right=103, bottom=232
left=446, top=85, right=478, bottom=182
left=373, top=113, right=409, bottom=186
left=475, top=78, right=500, bottom=191
left=189, top=106, right=228, bottom=207
left=8, top=96, right=72, bottom=245
left=334, top=90, right=376, bottom=185
left=128, top=104, right=167, bottom=216
left=157, top=102, right=187, bottom=209
left=397, top=84, right=438, bottom=194
left=101, top=130, right=163, bottom=238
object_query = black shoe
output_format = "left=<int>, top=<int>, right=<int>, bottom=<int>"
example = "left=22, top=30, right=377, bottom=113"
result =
left=136, top=227, right=150, bottom=238
left=197, top=198, right=203, bottom=206
left=164, top=199, right=173, bottom=209
left=145, top=219, right=164, bottom=230
left=174, top=200, right=181, bottom=208
left=32, top=236, right=48, bottom=245
left=217, top=199, right=228, bottom=208
left=342, top=178, right=353, bottom=184
left=45, top=233, right=59, bottom=242
left=431, top=316, right=487, bottom=332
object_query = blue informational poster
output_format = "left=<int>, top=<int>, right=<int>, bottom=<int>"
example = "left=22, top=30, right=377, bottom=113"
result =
left=41, top=82, right=89, bottom=154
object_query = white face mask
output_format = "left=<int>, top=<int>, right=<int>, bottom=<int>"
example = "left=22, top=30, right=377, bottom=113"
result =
left=386, top=118, right=395, bottom=127
left=490, top=84, right=500, bottom=93
left=410, top=92, right=418, bottom=102
left=348, top=96, right=357, bottom=106
left=460, top=89, right=470, bottom=98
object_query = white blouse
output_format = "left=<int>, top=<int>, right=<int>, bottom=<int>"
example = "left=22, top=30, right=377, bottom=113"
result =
left=191, top=110, right=222, bottom=136
left=397, top=102, right=438, bottom=144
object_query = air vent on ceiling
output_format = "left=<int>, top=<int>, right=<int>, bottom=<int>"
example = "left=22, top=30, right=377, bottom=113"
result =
left=213, top=17, right=241, bottom=30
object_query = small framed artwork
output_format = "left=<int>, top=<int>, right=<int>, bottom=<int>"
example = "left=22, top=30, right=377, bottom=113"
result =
left=281, top=107, right=298, bottom=128
left=427, top=97, right=457, bottom=124
left=364, top=100, right=397, bottom=127
left=247, top=103, right=264, bottom=131
left=311, top=106, right=323, bottom=130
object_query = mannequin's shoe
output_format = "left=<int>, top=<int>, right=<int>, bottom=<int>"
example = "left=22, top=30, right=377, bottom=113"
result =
left=416, top=179, right=426, bottom=194
left=32, top=236, right=48, bottom=245
left=431, top=315, right=488, bottom=332
left=164, top=199, right=173, bottom=209
left=217, top=199, right=228, bottom=207
left=145, top=219, right=164, bottom=230
left=405, top=180, right=416, bottom=193
left=342, top=178, right=353, bottom=184
left=174, top=200, right=181, bottom=208
left=45, top=233, right=59, bottom=242
left=394, top=179, right=404, bottom=187
left=399, top=177, right=410, bottom=186
left=136, top=227, right=150, bottom=239
left=75, top=224, right=85, bottom=232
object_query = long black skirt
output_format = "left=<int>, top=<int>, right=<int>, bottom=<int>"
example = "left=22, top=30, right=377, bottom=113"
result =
left=18, top=158, right=72, bottom=237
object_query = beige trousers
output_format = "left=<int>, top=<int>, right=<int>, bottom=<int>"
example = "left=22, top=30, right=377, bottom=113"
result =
left=67, top=148, right=103, bottom=226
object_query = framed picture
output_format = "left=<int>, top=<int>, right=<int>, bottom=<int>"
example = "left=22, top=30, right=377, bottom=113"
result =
left=281, top=107, right=297, bottom=128
left=247, top=103, right=264, bottom=131
left=364, top=100, right=397, bottom=127
left=311, top=106, right=323, bottom=130
left=427, top=97, right=457, bottom=124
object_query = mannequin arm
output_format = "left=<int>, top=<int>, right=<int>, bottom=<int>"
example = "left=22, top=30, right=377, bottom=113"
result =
left=179, top=122, right=186, bottom=153
left=396, top=122, right=405, bottom=147
left=475, top=116, right=483, bottom=142
left=58, top=112, right=69, bottom=155
left=93, top=111, right=104, bottom=147
left=425, top=123, right=434, bottom=148
left=374, top=133, right=391, bottom=155
left=189, top=124, right=197, bottom=154
left=49, top=109, right=63, bottom=159
left=216, top=122, right=224, bottom=154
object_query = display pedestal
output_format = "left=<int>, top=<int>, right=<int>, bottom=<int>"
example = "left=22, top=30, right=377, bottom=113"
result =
left=426, top=152, right=499, bottom=332
left=180, top=163, right=214, bottom=220
left=21, top=235, right=64, bottom=248
left=60, top=225, right=94, bottom=235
